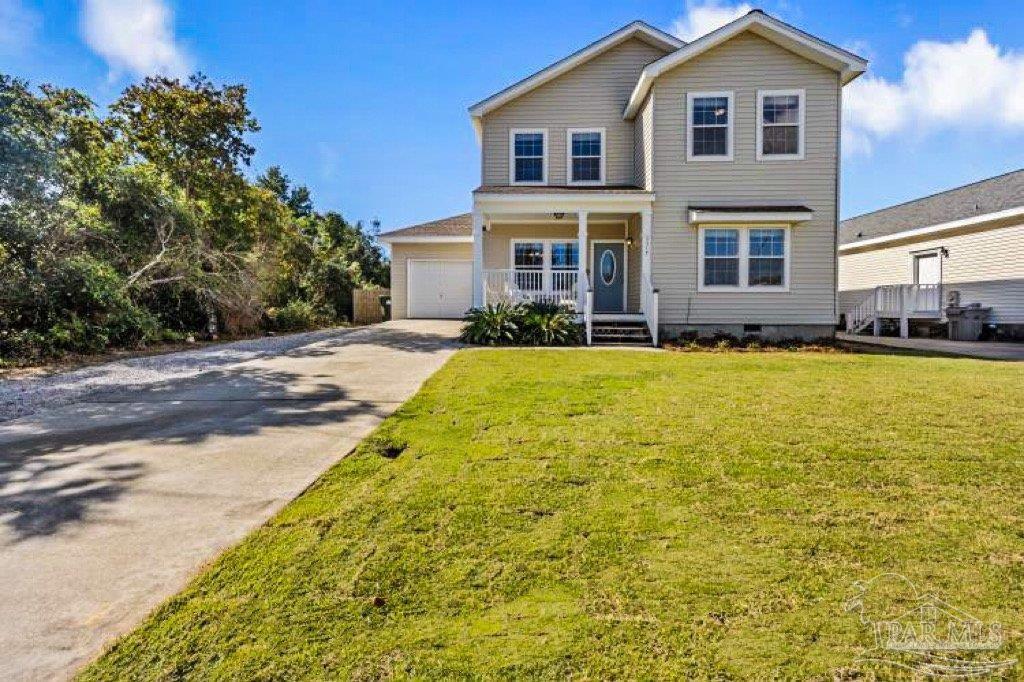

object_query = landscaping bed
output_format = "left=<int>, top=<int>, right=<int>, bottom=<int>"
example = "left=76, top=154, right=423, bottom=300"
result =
left=81, top=350, right=1024, bottom=679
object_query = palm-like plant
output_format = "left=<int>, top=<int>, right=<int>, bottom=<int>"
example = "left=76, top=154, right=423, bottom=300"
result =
left=460, top=302, right=522, bottom=345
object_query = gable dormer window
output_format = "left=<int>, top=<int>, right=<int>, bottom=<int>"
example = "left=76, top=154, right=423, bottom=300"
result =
left=567, top=128, right=605, bottom=185
left=687, top=91, right=733, bottom=161
left=510, top=128, right=547, bottom=185
left=757, top=89, right=805, bottom=160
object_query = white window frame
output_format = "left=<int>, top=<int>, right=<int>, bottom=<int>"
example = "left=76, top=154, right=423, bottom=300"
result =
left=686, top=91, right=734, bottom=162
left=509, top=128, right=548, bottom=185
left=566, top=127, right=606, bottom=186
left=697, top=225, right=791, bottom=292
left=510, top=238, right=579, bottom=291
left=756, top=89, right=805, bottom=161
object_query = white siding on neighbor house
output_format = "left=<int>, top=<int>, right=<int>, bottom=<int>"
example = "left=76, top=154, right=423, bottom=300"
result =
left=389, top=242, right=474, bottom=319
left=838, top=220, right=1024, bottom=324
left=649, top=32, right=841, bottom=325
left=480, top=38, right=669, bottom=187
left=633, top=94, right=655, bottom=190
left=483, top=223, right=642, bottom=312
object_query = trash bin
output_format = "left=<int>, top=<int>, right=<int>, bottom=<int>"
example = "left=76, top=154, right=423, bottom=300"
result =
left=945, top=303, right=991, bottom=341
left=379, top=294, right=392, bottom=322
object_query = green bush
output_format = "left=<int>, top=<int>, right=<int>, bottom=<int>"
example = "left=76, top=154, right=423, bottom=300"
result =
left=266, top=300, right=331, bottom=332
left=460, top=302, right=580, bottom=347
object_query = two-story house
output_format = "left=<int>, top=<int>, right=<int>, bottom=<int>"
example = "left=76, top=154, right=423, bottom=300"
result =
left=379, top=10, right=866, bottom=344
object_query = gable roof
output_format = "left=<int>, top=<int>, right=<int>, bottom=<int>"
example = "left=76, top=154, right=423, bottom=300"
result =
left=377, top=214, right=472, bottom=243
left=839, top=169, right=1024, bottom=248
left=623, top=10, right=867, bottom=119
left=468, top=21, right=683, bottom=135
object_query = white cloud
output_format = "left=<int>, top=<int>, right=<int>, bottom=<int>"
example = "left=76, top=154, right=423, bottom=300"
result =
left=844, top=29, right=1024, bottom=155
left=0, top=0, right=40, bottom=55
left=671, top=0, right=752, bottom=42
left=81, top=0, right=190, bottom=79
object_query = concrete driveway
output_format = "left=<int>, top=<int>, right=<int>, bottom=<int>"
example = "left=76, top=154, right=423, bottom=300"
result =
left=0, top=320, right=462, bottom=681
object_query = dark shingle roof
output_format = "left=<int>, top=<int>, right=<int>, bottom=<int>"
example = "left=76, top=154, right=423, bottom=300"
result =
left=379, top=213, right=472, bottom=239
left=840, top=169, right=1024, bottom=246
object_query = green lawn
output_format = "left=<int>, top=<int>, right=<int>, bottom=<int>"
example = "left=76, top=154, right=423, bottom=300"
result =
left=82, top=350, right=1024, bottom=680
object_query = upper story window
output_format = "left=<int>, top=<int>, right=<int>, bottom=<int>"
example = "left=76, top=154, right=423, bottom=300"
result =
left=687, top=91, right=733, bottom=161
left=510, top=128, right=547, bottom=185
left=699, top=226, right=789, bottom=291
left=757, top=89, right=805, bottom=160
left=567, top=128, right=605, bottom=184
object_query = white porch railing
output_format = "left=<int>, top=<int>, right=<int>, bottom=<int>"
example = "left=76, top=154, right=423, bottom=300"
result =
left=583, top=272, right=593, bottom=346
left=641, top=270, right=659, bottom=347
left=846, top=283, right=943, bottom=337
left=482, top=269, right=579, bottom=308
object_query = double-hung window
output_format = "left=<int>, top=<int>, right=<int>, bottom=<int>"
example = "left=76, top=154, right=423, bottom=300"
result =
left=513, top=241, right=545, bottom=291
left=699, top=227, right=789, bottom=291
left=512, top=240, right=578, bottom=293
left=687, top=91, right=733, bottom=161
left=757, top=90, right=804, bottom=160
left=510, top=129, right=547, bottom=184
left=567, top=128, right=605, bottom=184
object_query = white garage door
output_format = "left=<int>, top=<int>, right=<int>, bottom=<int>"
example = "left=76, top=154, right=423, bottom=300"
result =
left=407, top=260, right=473, bottom=318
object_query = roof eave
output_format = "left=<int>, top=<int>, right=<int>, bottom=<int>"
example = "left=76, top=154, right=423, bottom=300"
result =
left=623, top=11, right=867, bottom=119
left=469, top=21, right=684, bottom=124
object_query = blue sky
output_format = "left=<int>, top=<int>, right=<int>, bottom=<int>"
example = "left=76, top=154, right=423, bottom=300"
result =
left=2, top=0, right=1022, bottom=232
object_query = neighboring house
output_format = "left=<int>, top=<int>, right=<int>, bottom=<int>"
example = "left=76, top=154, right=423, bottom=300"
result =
left=379, top=10, right=866, bottom=344
left=839, top=170, right=1024, bottom=339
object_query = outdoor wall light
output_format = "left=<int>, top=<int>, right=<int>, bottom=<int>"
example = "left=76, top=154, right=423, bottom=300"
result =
left=553, top=212, right=565, bottom=220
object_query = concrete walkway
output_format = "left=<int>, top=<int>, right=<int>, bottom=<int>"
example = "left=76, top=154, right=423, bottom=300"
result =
left=0, top=320, right=462, bottom=681
left=836, top=332, right=1024, bottom=360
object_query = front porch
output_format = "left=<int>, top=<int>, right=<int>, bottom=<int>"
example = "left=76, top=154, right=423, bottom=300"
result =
left=470, top=188, right=658, bottom=344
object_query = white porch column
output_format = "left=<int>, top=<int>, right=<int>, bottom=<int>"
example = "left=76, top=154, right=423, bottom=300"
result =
left=640, top=207, right=652, bottom=310
left=577, top=210, right=588, bottom=311
left=472, top=210, right=485, bottom=308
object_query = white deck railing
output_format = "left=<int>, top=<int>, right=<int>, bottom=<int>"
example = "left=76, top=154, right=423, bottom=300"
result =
left=482, top=269, right=578, bottom=308
left=846, top=283, right=943, bottom=335
left=641, top=270, right=659, bottom=347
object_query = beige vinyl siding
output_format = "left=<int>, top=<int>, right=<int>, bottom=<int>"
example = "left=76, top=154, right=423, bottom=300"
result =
left=480, top=38, right=669, bottom=187
left=633, top=94, right=655, bottom=190
left=838, top=220, right=1024, bottom=324
left=389, top=242, right=474, bottom=319
left=649, top=32, right=840, bottom=325
left=484, top=223, right=641, bottom=312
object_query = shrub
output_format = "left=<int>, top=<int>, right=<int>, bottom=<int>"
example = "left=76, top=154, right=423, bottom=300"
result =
left=460, top=302, right=521, bottom=346
left=520, top=303, right=582, bottom=346
left=461, top=302, right=581, bottom=347
left=266, top=300, right=330, bottom=332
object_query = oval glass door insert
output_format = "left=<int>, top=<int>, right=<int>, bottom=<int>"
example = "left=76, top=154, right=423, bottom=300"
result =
left=600, top=249, right=617, bottom=285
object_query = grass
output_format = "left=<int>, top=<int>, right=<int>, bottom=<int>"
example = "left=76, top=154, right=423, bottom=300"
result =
left=81, top=350, right=1024, bottom=680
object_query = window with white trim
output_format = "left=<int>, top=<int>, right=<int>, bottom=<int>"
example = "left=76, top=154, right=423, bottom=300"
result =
left=512, top=240, right=578, bottom=293
left=687, top=92, right=733, bottom=160
left=567, top=128, right=604, bottom=184
left=757, top=90, right=804, bottom=159
left=699, top=226, right=789, bottom=290
left=510, top=129, right=547, bottom=184
left=513, top=241, right=544, bottom=290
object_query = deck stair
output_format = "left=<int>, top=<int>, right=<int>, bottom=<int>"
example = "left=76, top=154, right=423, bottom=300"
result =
left=846, top=284, right=943, bottom=338
left=591, top=320, right=653, bottom=346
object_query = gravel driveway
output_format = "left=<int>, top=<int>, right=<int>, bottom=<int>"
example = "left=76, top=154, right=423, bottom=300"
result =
left=0, top=326, right=388, bottom=422
left=0, top=319, right=461, bottom=681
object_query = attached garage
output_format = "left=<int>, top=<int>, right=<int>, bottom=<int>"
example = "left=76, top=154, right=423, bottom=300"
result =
left=406, top=259, right=473, bottom=318
left=378, top=214, right=475, bottom=320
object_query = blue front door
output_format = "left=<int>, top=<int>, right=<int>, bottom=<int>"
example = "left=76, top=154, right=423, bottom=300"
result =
left=592, top=242, right=625, bottom=313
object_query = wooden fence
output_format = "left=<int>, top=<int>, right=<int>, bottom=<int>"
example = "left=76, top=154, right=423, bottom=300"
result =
left=353, top=288, right=390, bottom=324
